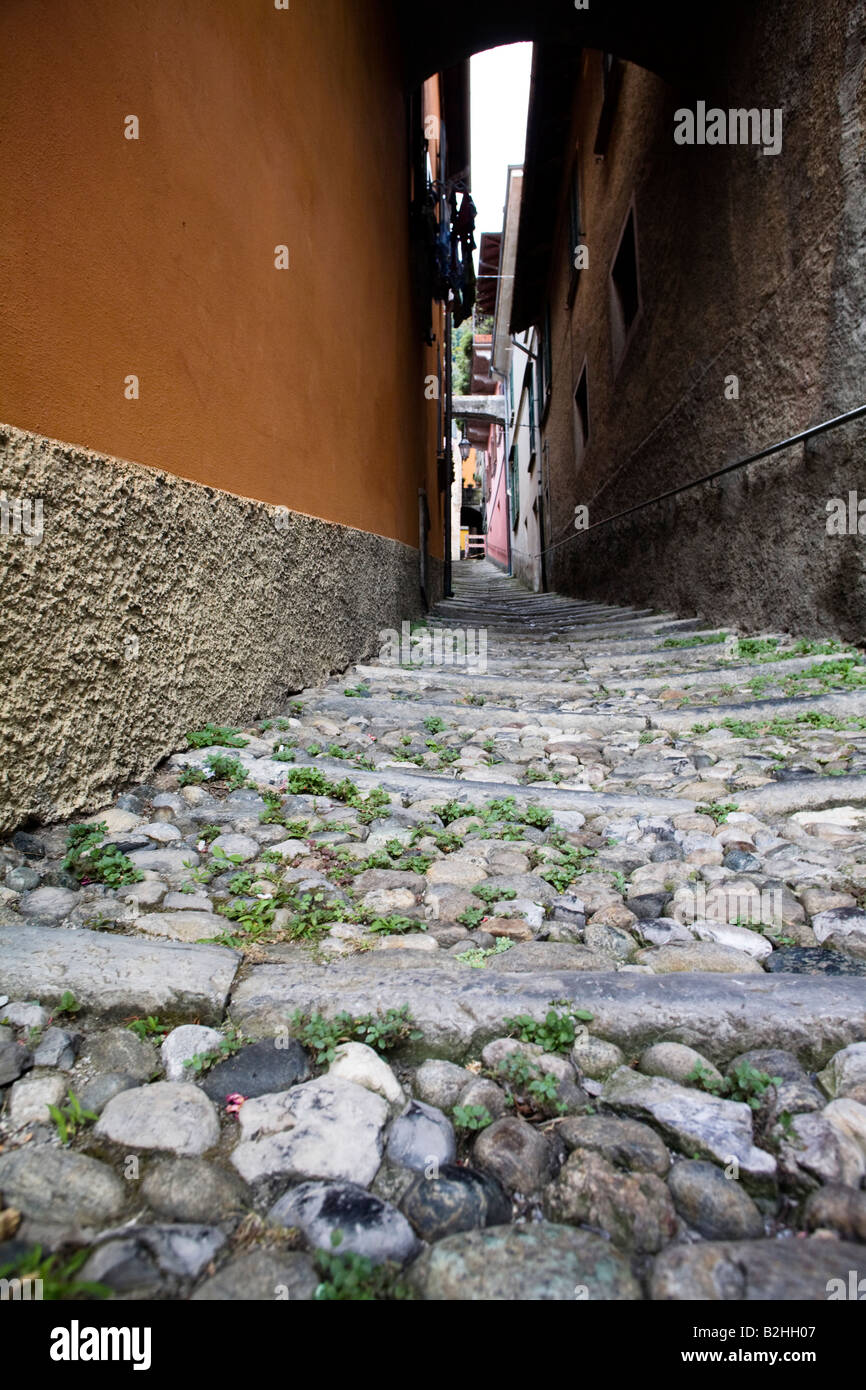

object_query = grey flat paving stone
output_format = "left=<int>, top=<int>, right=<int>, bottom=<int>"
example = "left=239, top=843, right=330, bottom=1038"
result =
left=230, top=955, right=866, bottom=1069
left=0, top=924, right=239, bottom=1024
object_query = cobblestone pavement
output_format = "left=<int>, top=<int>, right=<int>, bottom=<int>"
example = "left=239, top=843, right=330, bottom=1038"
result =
left=1, top=560, right=866, bottom=1300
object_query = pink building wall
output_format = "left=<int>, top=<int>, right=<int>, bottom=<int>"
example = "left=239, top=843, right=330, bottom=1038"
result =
left=485, top=409, right=510, bottom=570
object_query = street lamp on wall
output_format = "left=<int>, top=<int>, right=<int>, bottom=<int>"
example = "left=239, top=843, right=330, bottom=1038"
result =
left=458, top=436, right=471, bottom=462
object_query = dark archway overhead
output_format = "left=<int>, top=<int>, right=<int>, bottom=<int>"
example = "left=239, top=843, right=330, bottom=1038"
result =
left=396, top=0, right=739, bottom=93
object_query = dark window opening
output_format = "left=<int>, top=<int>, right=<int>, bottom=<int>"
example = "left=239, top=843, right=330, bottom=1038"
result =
left=508, top=445, right=519, bottom=527
left=610, top=207, right=640, bottom=366
left=574, top=367, right=589, bottom=444
left=542, top=305, right=553, bottom=413
left=595, top=54, right=624, bottom=158
left=527, top=368, right=537, bottom=466
left=574, top=363, right=589, bottom=473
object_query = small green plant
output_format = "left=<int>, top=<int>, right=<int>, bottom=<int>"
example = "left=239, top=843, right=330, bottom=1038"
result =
left=539, top=843, right=596, bottom=893
left=183, top=1026, right=245, bottom=1074
left=687, top=1059, right=781, bottom=1110
left=186, top=723, right=248, bottom=749
left=196, top=823, right=223, bottom=845
left=205, top=752, right=251, bottom=789
left=209, top=844, right=246, bottom=872
left=456, top=906, right=486, bottom=930
left=734, top=916, right=796, bottom=947
left=493, top=1053, right=567, bottom=1116
left=737, top=637, right=780, bottom=657
left=662, top=633, right=727, bottom=649
left=288, top=1005, right=421, bottom=1066
left=126, top=1015, right=170, bottom=1040
left=314, top=1231, right=411, bottom=1301
left=343, top=684, right=372, bottom=699
left=691, top=711, right=866, bottom=739
left=48, top=1091, right=98, bottom=1144
left=503, top=1004, right=592, bottom=1054
left=423, top=716, right=447, bottom=734
left=472, top=883, right=516, bottom=905
left=56, top=991, right=81, bottom=1016
left=695, top=801, right=740, bottom=824
left=364, top=914, right=424, bottom=936
left=179, top=766, right=206, bottom=786
left=0, top=1246, right=110, bottom=1301
left=432, top=799, right=473, bottom=827
left=455, top=939, right=513, bottom=968
left=63, top=823, right=143, bottom=888
left=453, top=1104, right=493, bottom=1132
left=433, top=745, right=461, bottom=766
left=283, top=769, right=391, bottom=824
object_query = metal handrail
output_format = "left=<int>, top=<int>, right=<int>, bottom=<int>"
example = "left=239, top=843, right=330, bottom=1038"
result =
left=569, top=402, right=866, bottom=542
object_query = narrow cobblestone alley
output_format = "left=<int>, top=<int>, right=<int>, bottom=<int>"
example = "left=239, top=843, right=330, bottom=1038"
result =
left=1, top=562, right=866, bottom=1300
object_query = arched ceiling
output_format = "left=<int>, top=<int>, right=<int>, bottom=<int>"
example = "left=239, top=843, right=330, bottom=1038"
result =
left=396, top=0, right=739, bottom=94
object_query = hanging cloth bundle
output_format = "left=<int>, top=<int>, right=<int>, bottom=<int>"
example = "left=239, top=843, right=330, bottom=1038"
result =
left=450, top=190, right=477, bottom=326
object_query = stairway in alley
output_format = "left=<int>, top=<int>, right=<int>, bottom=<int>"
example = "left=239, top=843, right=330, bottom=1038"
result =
left=1, top=560, right=866, bottom=1300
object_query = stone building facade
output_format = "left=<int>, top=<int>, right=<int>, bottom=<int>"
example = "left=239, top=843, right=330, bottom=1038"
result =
left=511, top=1, right=866, bottom=640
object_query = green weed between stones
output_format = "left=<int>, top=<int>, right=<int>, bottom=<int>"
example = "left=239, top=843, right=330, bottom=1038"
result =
left=183, top=1026, right=245, bottom=1075
left=472, top=884, right=516, bottom=906
left=503, top=1003, right=593, bottom=1053
left=281, top=770, right=391, bottom=824
left=491, top=1053, right=567, bottom=1118
left=432, top=796, right=554, bottom=832
left=695, top=801, right=740, bottom=824
left=0, top=1246, right=109, bottom=1302
left=687, top=1059, right=782, bottom=1110
left=692, top=711, right=866, bottom=739
left=47, top=1091, right=98, bottom=1145
left=662, top=633, right=727, bottom=649
left=314, top=1232, right=412, bottom=1301
left=126, top=1016, right=171, bottom=1040
left=453, top=1104, right=493, bottom=1132
left=455, top=939, right=513, bottom=967
left=456, top=906, right=487, bottom=930
left=185, top=724, right=249, bottom=749
left=539, top=840, right=597, bottom=893
left=63, top=823, right=143, bottom=888
left=288, top=1006, right=421, bottom=1066
left=364, top=914, right=424, bottom=936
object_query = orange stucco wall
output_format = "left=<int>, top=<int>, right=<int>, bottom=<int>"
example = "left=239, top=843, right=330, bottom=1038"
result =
left=0, top=0, right=440, bottom=553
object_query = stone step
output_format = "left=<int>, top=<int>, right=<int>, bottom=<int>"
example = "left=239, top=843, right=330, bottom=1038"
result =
left=651, top=687, right=866, bottom=731
left=172, top=747, right=695, bottom=817
left=284, top=694, right=651, bottom=733
left=0, top=924, right=239, bottom=1024
left=231, top=953, right=866, bottom=1068
left=349, top=649, right=859, bottom=701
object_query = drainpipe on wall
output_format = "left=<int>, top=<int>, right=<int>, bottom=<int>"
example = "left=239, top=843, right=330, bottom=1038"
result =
left=443, top=300, right=453, bottom=597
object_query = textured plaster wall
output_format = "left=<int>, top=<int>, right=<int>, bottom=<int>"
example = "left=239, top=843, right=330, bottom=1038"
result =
left=0, top=425, right=431, bottom=832
left=541, top=0, right=866, bottom=639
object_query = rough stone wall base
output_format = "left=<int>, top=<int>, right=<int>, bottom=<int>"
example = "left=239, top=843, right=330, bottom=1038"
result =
left=557, top=430, right=866, bottom=643
left=0, top=425, right=437, bottom=831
